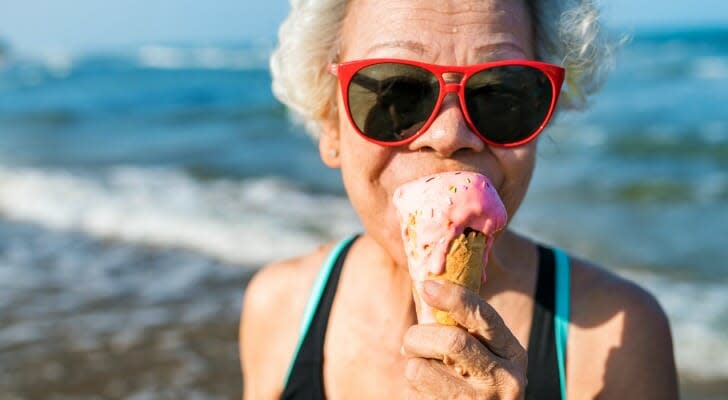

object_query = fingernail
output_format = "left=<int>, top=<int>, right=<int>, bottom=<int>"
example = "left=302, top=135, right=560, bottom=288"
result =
left=423, top=280, right=443, bottom=297
left=400, top=345, right=406, bottom=356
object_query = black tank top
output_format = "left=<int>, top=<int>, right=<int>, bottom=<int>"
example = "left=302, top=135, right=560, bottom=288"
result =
left=281, top=238, right=564, bottom=399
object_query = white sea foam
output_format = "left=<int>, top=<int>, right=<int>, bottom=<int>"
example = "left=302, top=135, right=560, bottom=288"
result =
left=692, top=56, right=728, bottom=80
left=6, top=45, right=270, bottom=75
left=40, top=50, right=74, bottom=78
left=0, top=166, right=360, bottom=267
left=0, top=165, right=726, bottom=379
left=136, top=45, right=270, bottom=70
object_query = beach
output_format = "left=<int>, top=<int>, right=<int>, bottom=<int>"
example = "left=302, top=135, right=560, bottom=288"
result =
left=0, top=28, right=726, bottom=398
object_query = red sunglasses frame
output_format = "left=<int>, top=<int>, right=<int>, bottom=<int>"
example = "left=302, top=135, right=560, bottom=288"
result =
left=329, top=58, right=565, bottom=148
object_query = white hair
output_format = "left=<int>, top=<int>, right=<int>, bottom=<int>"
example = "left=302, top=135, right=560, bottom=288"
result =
left=270, top=0, right=614, bottom=139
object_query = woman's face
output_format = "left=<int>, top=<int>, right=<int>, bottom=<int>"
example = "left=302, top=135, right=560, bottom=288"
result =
left=321, top=0, right=537, bottom=266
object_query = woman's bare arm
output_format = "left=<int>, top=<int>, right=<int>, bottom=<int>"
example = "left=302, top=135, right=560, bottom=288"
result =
left=599, top=280, right=678, bottom=399
left=239, top=246, right=331, bottom=400
left=240, top=261, right=301, bottom=400
left=569, top=260, right=679, bottom=399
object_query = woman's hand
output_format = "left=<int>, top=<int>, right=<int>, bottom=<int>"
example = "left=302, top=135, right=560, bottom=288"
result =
left=402, top=280, right=528, bottom=400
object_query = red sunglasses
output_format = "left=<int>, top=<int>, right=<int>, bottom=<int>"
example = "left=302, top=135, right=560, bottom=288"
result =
left=329, top=58, right=565, bottom=148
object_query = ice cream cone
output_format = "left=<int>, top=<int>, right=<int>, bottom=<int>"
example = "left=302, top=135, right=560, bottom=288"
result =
left=392, top=171, right=507, bottom=326
left=411, top=230, right=486, bottom=325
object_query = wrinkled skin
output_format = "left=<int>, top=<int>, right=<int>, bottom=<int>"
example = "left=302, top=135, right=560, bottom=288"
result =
left=319, top=0, right=535, bottom=397
left=321, top=0, right=537, bottom=274
left=241, top=1, right=679, bottom=399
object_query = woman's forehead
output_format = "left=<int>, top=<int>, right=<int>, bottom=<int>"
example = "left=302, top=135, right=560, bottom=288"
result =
left=340, top=0, right=534, bottom=63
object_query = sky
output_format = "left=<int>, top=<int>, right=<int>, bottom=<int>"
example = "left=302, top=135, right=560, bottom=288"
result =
left=0, top=0, right=727, bottom=55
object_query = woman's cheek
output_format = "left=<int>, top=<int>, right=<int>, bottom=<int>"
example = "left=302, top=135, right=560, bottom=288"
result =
left=491, top=145, right=537, bottom=220
left=340, top=144, right=409, bottom=259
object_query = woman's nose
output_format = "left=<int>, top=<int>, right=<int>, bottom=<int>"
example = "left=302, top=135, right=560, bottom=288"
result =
left=407, top=93, right=485, bottom=158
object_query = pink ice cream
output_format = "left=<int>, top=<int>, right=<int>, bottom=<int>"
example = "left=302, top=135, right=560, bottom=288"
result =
left=393, top=171, right=507, bottom=323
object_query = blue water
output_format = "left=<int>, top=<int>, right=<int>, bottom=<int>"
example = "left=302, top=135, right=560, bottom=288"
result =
left=0, top=28, right=726, bottom=398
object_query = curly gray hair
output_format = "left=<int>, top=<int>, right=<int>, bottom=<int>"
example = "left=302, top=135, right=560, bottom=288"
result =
left=270, top=0, right=613, bottom=139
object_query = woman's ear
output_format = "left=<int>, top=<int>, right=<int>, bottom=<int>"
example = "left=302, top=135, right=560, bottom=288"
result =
left=318, top=119, right=341, bottom=169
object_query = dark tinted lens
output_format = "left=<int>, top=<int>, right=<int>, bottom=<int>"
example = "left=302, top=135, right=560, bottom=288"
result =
left=464, top=66, right=553, bottom=144
left=348, top=63, right=439, bottom=142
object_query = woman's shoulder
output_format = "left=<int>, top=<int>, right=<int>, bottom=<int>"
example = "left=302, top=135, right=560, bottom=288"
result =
left=241, top=239, right=339, bottom=333
left=566, top=254, right=678, bottom=398
left=568, top=255, right=671, bottom=336
left=246, top=241, right=337, bottom=309
left=239, top=241, right=338, bottom=399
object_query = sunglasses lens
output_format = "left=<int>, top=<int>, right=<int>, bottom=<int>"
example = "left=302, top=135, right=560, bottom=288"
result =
left=464, top=66, right=553, bottom=145
left=348, top=63, right=439, bottom=142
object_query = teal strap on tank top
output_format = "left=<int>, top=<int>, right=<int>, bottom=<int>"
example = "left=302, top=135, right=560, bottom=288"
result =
left=553, top=248, right=571, bottom=400
left=283, top=234, right=358, bottom=386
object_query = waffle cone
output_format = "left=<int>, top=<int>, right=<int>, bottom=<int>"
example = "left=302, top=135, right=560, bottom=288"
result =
left=430, top=230, right=486, bottom=325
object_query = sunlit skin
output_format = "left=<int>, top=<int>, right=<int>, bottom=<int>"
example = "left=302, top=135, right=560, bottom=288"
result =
left=327, top=0, right=537, bottom=276
left=241, top=0, right=678, bottom=399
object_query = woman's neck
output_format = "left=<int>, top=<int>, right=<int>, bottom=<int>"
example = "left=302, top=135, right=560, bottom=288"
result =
left=482, top=229, right=538, bottom=295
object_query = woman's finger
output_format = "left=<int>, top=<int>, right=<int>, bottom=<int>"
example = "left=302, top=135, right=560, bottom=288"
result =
left=403, top=324, right=498, bottom=377
left=421, top=279, right=526, bottom=363
left=405, top=357, right=469, bottom=397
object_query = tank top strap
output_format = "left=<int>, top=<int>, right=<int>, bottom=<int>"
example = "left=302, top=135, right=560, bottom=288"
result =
left=526, top=245, right=571, bottom=400
left=553, top=247, right=571, bottom=400
left=282, top=234, right=359, bottom=390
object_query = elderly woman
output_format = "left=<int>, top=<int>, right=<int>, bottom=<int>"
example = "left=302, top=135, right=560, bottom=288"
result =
left=240, top=0, right=678, bottom=398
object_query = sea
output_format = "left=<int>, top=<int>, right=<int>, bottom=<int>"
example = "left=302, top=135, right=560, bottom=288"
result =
left=0, top=27, right=726, bottom=399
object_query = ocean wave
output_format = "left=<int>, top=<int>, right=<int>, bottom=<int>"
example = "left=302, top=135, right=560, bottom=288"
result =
left=692, top=56, right=728, bottom=80
left=537, top=127, right=728, bottom=205
left=0, top=165, right=360, bottom=267
left=0, top=165, right=726, bottom=379
left=1, top=45, right=271, bottom=79
left=606, top=132, right=728, bottom=164
left=551, top=174, right=728, bottom=205
left=136, top=45, right=270, bottom=71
